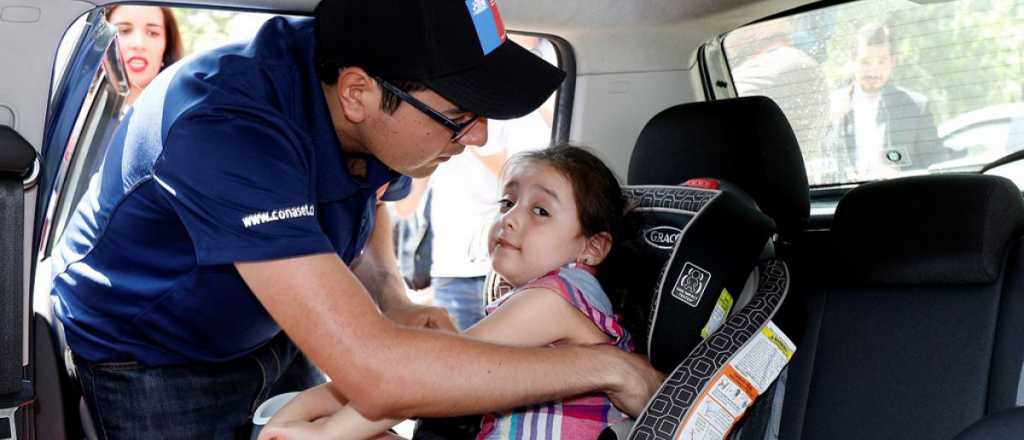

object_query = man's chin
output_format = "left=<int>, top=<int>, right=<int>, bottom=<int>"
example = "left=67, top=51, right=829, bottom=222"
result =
left=858, top=82, right=884, bottom=94
left=402, top=164, right=440, bottom=178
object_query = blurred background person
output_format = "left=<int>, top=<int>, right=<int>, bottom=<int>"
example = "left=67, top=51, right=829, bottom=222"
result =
left=830, top=22, right=953, bottom=178
left=731, top=18, right=832, bottom=179
left=106, top=5, right=183, bottom=106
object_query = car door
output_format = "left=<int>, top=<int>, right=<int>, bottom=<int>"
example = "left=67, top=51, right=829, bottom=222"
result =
left=1, top=6, right=125, bottom=439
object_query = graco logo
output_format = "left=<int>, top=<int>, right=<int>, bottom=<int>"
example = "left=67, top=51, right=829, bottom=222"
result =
left=642, top=226, right=682, bottom=250
left=672, top=262, right=711, bottom=307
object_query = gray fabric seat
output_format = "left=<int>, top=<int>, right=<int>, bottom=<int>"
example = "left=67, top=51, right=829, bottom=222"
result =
left=954, top=406, right=1024, bottom=440
left=779, top=174, right=1024, bottom=440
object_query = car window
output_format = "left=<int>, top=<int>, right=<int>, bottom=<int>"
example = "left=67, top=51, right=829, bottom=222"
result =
left=945, top=121, right=1009, bottom=154
left=724, top=0, right=1024, bottom=188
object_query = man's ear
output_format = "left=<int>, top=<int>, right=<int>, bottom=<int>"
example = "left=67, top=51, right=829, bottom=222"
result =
left=580, top=232, right=613, bottom=265
left=335, top=67, right=377, bottom=123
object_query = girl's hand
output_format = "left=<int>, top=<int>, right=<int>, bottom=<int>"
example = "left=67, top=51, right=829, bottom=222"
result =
left=257, top=420, right=328, bottom=440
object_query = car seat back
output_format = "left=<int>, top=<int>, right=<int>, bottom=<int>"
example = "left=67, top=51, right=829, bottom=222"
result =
left=779, top=174, right=1024, bottom=440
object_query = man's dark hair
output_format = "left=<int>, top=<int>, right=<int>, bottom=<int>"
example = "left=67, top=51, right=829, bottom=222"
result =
left=317, top=61, right=428, bottom=114
left=854, top=22, right=892, bottom=54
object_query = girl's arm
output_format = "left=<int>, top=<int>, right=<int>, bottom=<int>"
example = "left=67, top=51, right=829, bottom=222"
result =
left=260, top=408, right=400, bottom=440
left=266, top=383, right=346, bottom=425
left=262, top=287, right=611, bottom=440
left=464, top=287, right=609, bottom=347
left=261, top=384, right=399, bottom=440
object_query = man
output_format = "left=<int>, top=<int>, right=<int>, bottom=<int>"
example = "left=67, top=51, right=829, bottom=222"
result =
left=831, top=22, right=952, bottom=179
left=50, top=0, right=662, bottom=437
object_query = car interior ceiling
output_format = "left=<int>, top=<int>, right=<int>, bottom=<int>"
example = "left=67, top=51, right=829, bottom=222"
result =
left=8, top=0, right=1024, bottom=439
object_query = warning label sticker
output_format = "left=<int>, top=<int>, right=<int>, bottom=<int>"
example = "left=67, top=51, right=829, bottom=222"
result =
left=674, top=321, right=796, bottom=440
left=700, top=288, right=734, bottom=339
left=732, top=324, right=795, bottom=393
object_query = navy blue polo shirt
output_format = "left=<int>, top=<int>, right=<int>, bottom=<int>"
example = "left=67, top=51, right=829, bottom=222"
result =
left=50, top=17, right=410, bottom=366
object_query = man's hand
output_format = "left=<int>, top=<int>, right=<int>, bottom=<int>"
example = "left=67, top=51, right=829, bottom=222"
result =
left=385, top=302, right=457, bottom=332
left=597, top=345, right=666, bottom=417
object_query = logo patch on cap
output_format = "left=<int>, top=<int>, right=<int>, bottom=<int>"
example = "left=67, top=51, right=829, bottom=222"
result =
left=466, top=0, right=507, bottom=55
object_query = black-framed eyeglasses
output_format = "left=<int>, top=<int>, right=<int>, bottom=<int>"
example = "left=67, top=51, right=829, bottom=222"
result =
left=374, top=76, right=480, bottom=141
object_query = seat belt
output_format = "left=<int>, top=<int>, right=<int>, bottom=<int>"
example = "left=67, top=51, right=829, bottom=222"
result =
left=0, top=126, right=39, bottom=440
left=625, top=260, right=792, bottom=440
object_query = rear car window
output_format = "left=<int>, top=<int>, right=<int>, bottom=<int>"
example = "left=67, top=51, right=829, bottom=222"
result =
left=724, top=0, right=1024, bottom=187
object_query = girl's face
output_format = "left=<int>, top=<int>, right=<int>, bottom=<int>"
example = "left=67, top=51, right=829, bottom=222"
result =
left=109, top=6, right=167, bottom=92
left=488, top=161, right=589, bottom=287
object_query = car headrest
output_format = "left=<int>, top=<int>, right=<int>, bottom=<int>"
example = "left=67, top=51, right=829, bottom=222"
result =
left=832, top=175, right=1024, bottom=285
left=627, top=96, right=809, bottom=237
left=603, top=179, right=776, bottom=372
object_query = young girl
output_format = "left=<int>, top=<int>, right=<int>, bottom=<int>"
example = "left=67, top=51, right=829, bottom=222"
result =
left=259, top=145, right=633, bottom=440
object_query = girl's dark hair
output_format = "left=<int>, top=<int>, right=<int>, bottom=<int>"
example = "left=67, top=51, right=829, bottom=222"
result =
left=105, top=6, right=184, bottom=71
left=505, top=145, right=629, bottom=310
left=506, top=144, right=624, bottom=240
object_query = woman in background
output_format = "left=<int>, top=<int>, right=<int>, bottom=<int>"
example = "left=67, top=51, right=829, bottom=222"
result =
left=106, top=5, right=183, bottom=106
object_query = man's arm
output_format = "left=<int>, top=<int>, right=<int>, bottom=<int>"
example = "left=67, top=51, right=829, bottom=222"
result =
left=351, top=202, right=453, bottom=329
left=236, top=254, right=662, bottom=420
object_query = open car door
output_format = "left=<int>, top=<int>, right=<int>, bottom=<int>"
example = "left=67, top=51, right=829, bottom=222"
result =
left=1, top=7, right=126, bottom=440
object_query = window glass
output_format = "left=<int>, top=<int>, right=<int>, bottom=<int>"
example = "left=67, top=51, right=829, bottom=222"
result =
left=175, top=9, right=279, bottom=53
left=725, top=0, right=1024, bottom=187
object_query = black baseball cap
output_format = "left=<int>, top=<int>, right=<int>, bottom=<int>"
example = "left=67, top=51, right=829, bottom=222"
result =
left=314, top=0, right=566, bottom=120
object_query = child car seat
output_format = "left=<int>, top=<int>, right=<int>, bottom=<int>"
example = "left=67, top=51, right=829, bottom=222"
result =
left=601, top=179, right=794, bottom=440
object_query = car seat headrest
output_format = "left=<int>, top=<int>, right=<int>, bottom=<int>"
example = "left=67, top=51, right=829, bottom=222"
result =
left=603, top=178, right=776, bottom=372
left=832, top=174, right=1024, bottom=285
left=627, top=96, right=809, bottom=238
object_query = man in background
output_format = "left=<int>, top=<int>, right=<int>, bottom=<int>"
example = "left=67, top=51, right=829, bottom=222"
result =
left=831, top=22, right=952, bottom=179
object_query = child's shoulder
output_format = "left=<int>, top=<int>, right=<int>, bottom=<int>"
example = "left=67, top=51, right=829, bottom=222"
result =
left=488, top=265, right=609, bottom=312
left=516, top=265, right=612, bottom=315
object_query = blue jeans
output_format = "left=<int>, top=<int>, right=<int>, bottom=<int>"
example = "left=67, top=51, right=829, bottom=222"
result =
left=432, top=276, right=485, bottom=331
left=74, top=331, right=324, bottom=440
